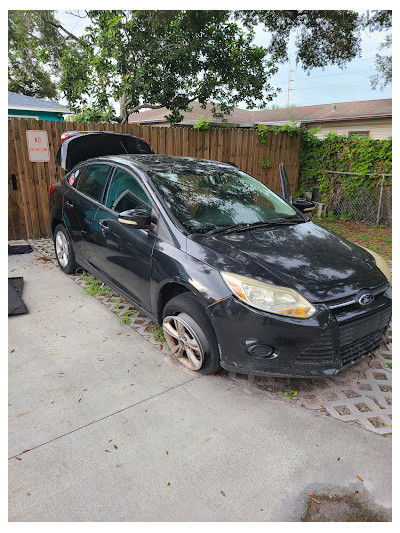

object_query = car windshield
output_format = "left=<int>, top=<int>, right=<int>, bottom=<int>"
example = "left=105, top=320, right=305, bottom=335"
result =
left=149, top=167, right=301, bottom=232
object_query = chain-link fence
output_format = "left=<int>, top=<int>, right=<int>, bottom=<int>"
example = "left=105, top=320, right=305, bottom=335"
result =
left=302, top=171, right=392, bottom=226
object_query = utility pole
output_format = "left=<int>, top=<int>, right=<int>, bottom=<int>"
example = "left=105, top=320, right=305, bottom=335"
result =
left=287, top=56, right=293, bottom=107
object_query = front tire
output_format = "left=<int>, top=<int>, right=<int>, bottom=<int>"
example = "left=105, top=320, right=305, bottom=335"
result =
left=162, top=292, right=221, bottom=374
left=53, top=224, right=77, bottom=274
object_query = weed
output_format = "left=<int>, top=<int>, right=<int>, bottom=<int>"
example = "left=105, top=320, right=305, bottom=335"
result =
left=112, top=297, right=124, bottom=313
left=81, top=273, right=111, bottom=296
left=282, top=389, right=298, bottom=398
left=152, top=325, right=166, bottom=343
left=385, top=362, right=392, bottom=369
left=261, top=156, right=271, bottom=169
left=119, top=309, right=139, bottom=325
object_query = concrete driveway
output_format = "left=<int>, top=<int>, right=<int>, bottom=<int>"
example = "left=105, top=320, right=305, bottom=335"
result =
left=9, top=245, right=392, bottom=521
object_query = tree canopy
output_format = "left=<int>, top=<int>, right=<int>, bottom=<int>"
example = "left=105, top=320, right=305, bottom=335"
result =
left=8, top=10, right=392, bottom=121
left=363, top=10, right=392, bottom=90
left=8, top=10, right=77, bottom=99
left=234, top=10, right=362, bottom=71
left=60, top=10, right=280, bottom=123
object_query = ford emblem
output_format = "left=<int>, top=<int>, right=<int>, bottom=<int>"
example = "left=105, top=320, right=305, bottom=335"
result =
left=358, top=293, right=374, bottom=306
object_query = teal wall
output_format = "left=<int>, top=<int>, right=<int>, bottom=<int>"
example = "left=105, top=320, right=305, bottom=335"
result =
left=8, top=109, right=65, bottom=121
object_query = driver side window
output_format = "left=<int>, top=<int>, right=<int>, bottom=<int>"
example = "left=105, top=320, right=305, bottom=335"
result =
left=105, top=168, right=152, bottom=213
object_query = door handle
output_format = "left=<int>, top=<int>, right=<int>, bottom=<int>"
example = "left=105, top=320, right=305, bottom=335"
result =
left=66, top=201, right=74, bottom=208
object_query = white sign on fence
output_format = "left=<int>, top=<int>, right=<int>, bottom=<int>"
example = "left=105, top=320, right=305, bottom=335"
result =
left=26, top=130, right=50, bottom=162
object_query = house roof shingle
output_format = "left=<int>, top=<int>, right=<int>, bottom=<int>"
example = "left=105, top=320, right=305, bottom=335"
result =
left=8, top=91, right=71, bottom=113
left=129, top=99, right=392, bottom=126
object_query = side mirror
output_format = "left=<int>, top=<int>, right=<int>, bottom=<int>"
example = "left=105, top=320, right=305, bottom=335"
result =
left=118, top=209, right=152, bottom=229
left=292, top=198, right=316, bottom=213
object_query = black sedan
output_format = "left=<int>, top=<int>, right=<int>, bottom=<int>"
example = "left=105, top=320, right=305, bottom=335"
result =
left=49, top=132, right=392, bottom=377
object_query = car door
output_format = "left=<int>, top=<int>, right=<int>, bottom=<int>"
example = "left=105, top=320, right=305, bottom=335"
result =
left=63, top=163, right=112, bottom=267
left=92, top=165, right=156, bottom=310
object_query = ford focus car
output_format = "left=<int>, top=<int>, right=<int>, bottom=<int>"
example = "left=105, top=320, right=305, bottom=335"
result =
left=49, top=132, right=392, bottom=377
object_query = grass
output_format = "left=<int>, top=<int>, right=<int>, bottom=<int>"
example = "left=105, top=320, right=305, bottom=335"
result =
left=282, top=389, right=298, bottom=398
left=81, top=272, right=111, bottom=296
left=152, top=324, right=166, bottom=343
left=316, top=220, right=391, bottom=260
left=118, top=309, right=139, bottom=325
left=80, top=272, right=164, bottom=342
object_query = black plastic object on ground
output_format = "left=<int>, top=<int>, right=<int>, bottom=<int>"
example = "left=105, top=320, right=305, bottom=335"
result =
left=8, top=277, right=28, bottom=315
left=8, top=244, right=33, bottom=255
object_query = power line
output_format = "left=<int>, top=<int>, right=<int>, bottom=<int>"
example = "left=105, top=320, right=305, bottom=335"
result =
left=287, top=68, right=373, bottom=82
left=289, top=79, right=381, bottom=91
left=270, top=56, right=381, bottom=83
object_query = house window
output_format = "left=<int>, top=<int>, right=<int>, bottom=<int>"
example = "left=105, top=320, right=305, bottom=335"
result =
left=348, top=131, right=369, bottom=139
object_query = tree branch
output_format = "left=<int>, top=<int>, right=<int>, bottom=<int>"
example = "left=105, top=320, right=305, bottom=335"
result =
left=45, top=20, right=80, bottom=42
left=65, top=10, right=89, bottom=19
left=127, top=103, right=165, bottom=113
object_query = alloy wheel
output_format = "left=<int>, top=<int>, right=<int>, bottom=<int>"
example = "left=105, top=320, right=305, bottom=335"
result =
left=55, top=231, right=69, bottom=267
left=162, top=314, right=204, bottom=371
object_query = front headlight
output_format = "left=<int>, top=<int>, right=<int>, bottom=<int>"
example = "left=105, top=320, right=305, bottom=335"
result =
left=360, top=247, right=391, bottom=284
left=221, top=272, right=316, bottom=318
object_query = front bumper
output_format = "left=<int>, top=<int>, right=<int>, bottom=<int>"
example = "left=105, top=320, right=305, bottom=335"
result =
left=207, top=290, right=392, bottom=377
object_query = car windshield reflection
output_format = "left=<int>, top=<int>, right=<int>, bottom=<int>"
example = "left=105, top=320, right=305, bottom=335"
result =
left=149, top=169, right=302, bottom=232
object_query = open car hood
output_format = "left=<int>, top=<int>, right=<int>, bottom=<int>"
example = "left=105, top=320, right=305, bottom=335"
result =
left=55, top=131, right=154, bottom=172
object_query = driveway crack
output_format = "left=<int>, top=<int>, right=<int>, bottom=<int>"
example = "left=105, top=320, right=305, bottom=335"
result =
left=9, top=376, right=200, bottom=460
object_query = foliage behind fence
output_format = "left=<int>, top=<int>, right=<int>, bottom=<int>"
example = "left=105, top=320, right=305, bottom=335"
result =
left=297, top=132, right=392, bottom=225
left=8, top=118, right=300, bottom=240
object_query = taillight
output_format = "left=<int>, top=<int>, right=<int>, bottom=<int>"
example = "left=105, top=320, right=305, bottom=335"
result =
left=139, top=137, right=153, bottom=150
left=48, top=184, right=55, bottom=198
left=61, top=131, right=80, bottom=143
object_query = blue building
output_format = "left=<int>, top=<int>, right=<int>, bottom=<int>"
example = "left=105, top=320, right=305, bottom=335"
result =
left=8, top=91, right=71, bottom=121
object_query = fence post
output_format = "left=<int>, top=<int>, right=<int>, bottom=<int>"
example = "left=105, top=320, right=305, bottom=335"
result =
left=376, top=175, right=385, bottom=225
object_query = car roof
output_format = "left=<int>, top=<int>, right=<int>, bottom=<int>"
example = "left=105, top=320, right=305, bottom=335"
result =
left=90, top=153, right=239, bottom=173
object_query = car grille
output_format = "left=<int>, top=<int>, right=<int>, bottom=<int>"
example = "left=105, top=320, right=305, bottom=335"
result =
left=296, top=307, right=391, bottom=367
left=338, top=308, right=391, bottom=367
left=296, top=329, right=334, bottom=365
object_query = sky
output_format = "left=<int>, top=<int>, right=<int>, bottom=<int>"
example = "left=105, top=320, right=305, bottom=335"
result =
left=56, top=9, right=392, bottom=111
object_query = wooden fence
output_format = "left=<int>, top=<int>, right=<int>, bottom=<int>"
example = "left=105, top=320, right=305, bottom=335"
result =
left=8, top=118, right=301, bottom=240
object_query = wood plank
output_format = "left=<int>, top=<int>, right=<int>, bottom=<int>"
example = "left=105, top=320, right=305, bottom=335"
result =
left=181, top=127, right=188, bottom=157
left=165, top=126, right=173, bottom=155
left=11, top=119, right=32, bottom=237
left=15, top=119, right=40, bottom=237
left=8, top=120, right=26, bottom=239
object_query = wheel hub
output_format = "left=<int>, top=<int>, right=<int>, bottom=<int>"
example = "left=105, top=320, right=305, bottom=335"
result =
left=55, top=232, right=69, bottom=268
left=162, top=314, right=204, bottom=371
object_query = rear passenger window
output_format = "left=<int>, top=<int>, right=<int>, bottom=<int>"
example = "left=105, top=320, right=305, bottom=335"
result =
left=76, top=164, right=111, bottom=203
left=105, top=168, right=152, bottom=213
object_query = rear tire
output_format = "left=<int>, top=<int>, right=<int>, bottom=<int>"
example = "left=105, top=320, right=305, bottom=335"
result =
left=162, top=292, right=221, bottom=374
left=53, top=224, right=77, bottom=274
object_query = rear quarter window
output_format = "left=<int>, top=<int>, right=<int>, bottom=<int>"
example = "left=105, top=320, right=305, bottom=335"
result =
left=75, top=164, right=111, bottom=203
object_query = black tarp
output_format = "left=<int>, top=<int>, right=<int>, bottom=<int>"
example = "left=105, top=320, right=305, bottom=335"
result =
left=8, top=244, right=33, bottom=255
left=8, top=277, right=28, bottom=315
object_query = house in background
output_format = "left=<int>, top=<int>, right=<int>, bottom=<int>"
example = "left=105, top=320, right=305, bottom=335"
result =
left=129, top=101, right=255, bottom=128
left=254, top=99, right=392, bottom=140
left=130, top=98, right=392, bottom=140
left=8, top=91, right=71, bottom=121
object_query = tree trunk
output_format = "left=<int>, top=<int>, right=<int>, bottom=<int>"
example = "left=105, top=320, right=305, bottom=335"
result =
left=119, top=93, right=128, bottom=124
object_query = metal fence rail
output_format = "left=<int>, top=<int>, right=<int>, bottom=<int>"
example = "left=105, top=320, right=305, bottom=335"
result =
left=301, top=170, right=392, bottom=226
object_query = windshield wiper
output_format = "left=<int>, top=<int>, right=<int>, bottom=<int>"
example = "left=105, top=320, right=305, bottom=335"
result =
left=205, top=218, right=307, bottom=236
left=204, top=224, right=241, bottom=236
